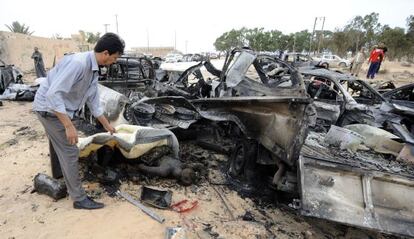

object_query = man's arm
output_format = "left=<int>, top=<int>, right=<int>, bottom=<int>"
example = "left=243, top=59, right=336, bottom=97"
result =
left=45, top=59, right=84, bottom=145
left=96, top=115, right=115, bottom=134
left=85, top=80, right=115, bottom=134
left=54, top=111, right=78, bottom=145
left=46, top=60, right=83, bottom=115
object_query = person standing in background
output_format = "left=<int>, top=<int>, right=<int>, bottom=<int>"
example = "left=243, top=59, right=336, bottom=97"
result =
left=351, top=47, right=366, bottom=77
left=31, top=47, right=47, bottom=78
left=366, top=46, right=384, bottom=79
left=376, top=43, right=388, bottom=73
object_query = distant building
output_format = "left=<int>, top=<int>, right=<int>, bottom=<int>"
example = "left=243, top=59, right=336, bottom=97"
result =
left=127, top=47, right=176, bottom=57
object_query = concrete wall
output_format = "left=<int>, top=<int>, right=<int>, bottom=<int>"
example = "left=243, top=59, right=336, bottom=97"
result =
left=0, top=31, right=87, bottom=72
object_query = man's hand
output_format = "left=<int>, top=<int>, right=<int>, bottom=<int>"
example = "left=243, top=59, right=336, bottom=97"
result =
left=65, top=124, right=78, bottom=145
left=53, top=111, right=78, bottom=145
left=104, top=123, right=116, bottom=135
left=97, top=115, right=116, bottom=135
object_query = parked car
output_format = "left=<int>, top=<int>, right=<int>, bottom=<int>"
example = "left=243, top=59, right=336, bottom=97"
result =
left=312, top=54, right=350, bottom=68
left=208, top=52, right=218, bottom=59
left=281, top=52, right=326, bottom=68
left=164, top=53, right=183, bottom=63
left=181, top=54, right=205, bottom=62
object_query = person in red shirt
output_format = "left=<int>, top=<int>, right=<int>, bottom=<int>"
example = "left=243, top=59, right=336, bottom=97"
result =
left=376, top=43, right=388, bottom=73
left=366, top=46, right=384, bottom=79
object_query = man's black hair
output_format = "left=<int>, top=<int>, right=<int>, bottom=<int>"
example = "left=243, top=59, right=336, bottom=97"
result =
left=94, top=33, right=125, bottom=55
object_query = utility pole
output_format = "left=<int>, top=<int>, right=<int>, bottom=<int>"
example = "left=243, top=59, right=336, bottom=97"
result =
left=103, top=24, right=110, bottom=33
left=115, top=14, right=119, bottom=34
left=293, top=35, right=296, bottom=52
left=146, top=28, right=150, bottom=52
left=174, top=30, right=177, bottom=51
left=309, top=17, right=317, bottom=55
left=317, top=17, right=325, bottom=54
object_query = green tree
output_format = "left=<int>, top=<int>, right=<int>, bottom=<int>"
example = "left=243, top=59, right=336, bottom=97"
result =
left=362, top=12, right=382, bottom=48
left=293, top=30, right=311, bottom=52
left=245, top=28, right=264, bottom=51
left=268, top=30, right=283, bottom=50
left=327, top=29, right=351, bottom=56
left=278, top=34, right=294, bottom=52
left=406, top=15, right=414, bottom=61
left=407, top=15, right=414, bottom=36
left=86, top=32, right=101, bottom=44
left=245, top=28, right=279, bottom=51
left=214, top=13, right=414, bottom=60
left=344, top=15, right=365, bottom=52
left=213, top=28, right=246, bottom=52
left=378, top=26, right=407, bottom=60
left=5, top=21, right=33, bottom=35
left=340, top=13, right=381, bottom=53
left=315, top=30, right=334, bottom=53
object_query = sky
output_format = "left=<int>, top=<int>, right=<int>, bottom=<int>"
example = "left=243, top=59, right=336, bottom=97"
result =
left=1, top=0, right=413, bottom=53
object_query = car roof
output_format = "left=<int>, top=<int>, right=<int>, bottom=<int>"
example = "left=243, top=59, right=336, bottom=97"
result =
left=298, top=68, right=356, bottom=82
left=383, top=83, right=414, bottom=97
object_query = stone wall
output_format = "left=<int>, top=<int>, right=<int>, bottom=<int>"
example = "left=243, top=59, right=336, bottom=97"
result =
left=0, top=31, right=88, bottom=72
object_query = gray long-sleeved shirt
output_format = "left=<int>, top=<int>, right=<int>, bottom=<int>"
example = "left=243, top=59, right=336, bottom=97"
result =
left=33, top=51, right=103, bottom=119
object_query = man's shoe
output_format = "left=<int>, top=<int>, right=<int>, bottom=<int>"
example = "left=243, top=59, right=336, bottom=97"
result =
left=73, top=197, right=104, bottom=210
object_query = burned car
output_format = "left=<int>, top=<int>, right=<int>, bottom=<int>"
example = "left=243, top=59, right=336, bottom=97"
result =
left=98, top=56, right=155, bottom=96
left=382, top=83, right=414, bottom=109
left=80, top=49, right=414, bottom=238
left=0, top=59, right=23, bottom=94
left=84, top=49, right=314, bottom=190
left=299, top=68, right=383, bottom=127
left=298, top=68, right=413, bottom=132
left=382, top=83, right=414, bottom=133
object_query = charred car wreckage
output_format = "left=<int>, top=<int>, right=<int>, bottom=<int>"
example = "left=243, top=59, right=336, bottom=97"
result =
left=0, top=59, right=39, bottom=102
left=39, top=49, right=414, bottom=237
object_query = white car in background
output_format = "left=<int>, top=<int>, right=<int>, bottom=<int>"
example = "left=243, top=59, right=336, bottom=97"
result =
left=312, top=54, right=350, bottom=68
left=164, top=53, right=183, bottom=63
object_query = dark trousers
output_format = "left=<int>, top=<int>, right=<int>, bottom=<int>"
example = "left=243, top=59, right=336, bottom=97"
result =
left=367, top=62, right=380, bottom=79
left=36, top=112, right=86, bottom=201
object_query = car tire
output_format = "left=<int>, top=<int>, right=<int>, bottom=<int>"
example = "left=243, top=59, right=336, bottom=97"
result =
left=228, top=139, right=257, bottom=179
left=339, top=62, right=346, bottom=67
left=321, top=62, right=329, bottom=69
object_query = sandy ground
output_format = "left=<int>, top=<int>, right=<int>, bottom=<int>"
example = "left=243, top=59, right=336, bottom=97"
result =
left=348, top=59, right=413, bottom=86
left=0, top=61, right=412, bottom=239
